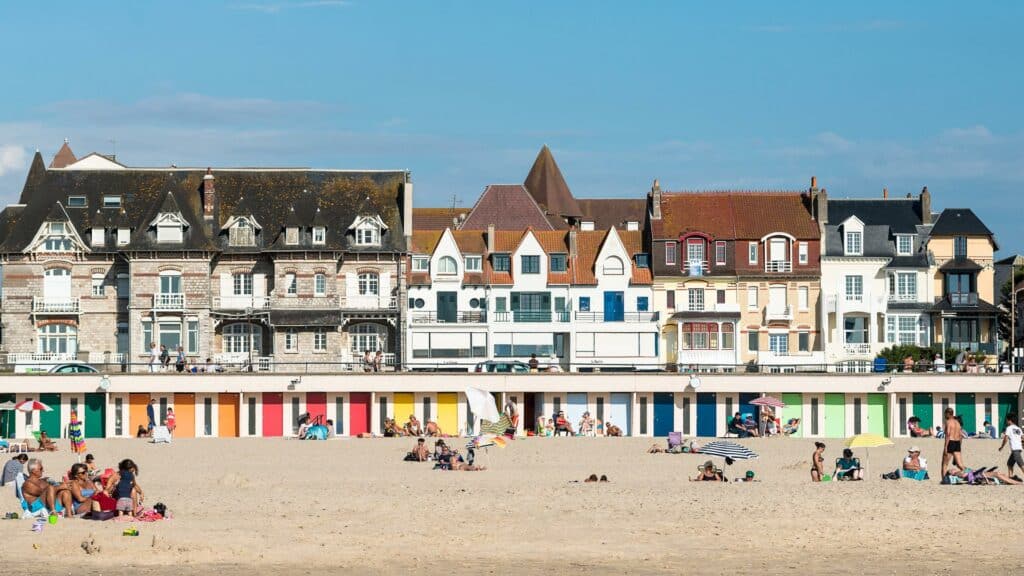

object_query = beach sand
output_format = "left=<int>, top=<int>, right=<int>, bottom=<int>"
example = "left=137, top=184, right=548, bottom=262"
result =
left=1, top=435, right=1021, bottom=575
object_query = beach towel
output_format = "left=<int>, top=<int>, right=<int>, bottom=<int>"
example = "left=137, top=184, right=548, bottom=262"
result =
left=150, top=426, right=171, bottom=444
left=479, top=414, right=513, bottom=436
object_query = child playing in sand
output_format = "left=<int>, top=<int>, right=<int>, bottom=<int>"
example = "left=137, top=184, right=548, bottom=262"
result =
left=105, top=458, right=144, bottom=517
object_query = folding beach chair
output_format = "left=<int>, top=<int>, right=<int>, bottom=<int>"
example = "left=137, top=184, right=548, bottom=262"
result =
left=668, top=432, right=683, bottom=450
left=150, top=426, right=172, bottom=444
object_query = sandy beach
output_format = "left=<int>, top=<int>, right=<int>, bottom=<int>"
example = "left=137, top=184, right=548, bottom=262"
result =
left=1, top=435, right=1022, bottom=575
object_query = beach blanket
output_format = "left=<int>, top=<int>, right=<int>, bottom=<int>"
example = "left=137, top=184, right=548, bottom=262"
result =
left=479, top=414, right=513, bottom=436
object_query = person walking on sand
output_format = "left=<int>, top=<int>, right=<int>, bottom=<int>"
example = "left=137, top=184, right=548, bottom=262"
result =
left=941, top=407, right=964, bottom=478
left=998, top=413, right=1023, bottom=477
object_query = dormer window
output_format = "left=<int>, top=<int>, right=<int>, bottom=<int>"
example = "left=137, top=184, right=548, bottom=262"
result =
left=412, top=256, right=429, bottom=272
left=117, top=228, right=130, bottom=246
left=580, top=221, right=595, bottom=231
left=152, top=212, right=187, bottom=244
left=493, top=254, right=510, bottom=272
left=285, top=227, right=299, bottom=246
left=896, top=235, right=913, bottom=256
left=845, top=231, right=862, bottom=255
left=635, top=253, right=650, bottom=268
left=550, top=253, right=567, bottom=272
left=229, top=219, right=255, bottom=247
left=312, top=227, right=326, bottom=245
left=92, top=227, right=105, bottom=248
left=349, top=215, right=387, bottom=247
left=42, top=222, right=73, bottom=252
left=464, top=255, right=482, bottom=272
left=103, top=195, right=121, bottom=209
left=626, top=221, right=639, bottom=231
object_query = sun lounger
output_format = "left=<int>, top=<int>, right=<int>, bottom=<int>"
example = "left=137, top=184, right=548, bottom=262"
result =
left=668, top=432, right=683, bottom=450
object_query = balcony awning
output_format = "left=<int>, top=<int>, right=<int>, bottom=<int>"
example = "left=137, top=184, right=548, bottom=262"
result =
left=930, top=298, right=1000, bottom=315
left=269, top=309, right=342, bottom=327
left=669, top=311, right=741, bottom=321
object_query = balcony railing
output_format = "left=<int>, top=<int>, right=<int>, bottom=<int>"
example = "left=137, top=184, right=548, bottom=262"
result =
left=343, top=295, right=398, bottom=310
left=683, top=259, right=709, bottom=276
left=409, top=311, right=487, bottom=324
left=888, top=293, right=919, bottom=303
left=153, top=293, right=185, bottom=310
left=948, top=292, right=978, bottom=307
left=7, top=352, right=78, bottom=364
left=765, top=305, right=793, bottom=322
left=765, top=260, right=792, bottom=273
left=213, top=295, right=270, bottom=310
left=575, top=311, right=659, bottom=322
left=32, top=297, right=80, bottom=314
left=492, top=311, right=568, bottom=323
left=843, top=343, right=872, bottom=356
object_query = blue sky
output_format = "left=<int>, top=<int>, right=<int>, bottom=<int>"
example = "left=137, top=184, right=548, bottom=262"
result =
left=0, top=1, right=1021, bottom=254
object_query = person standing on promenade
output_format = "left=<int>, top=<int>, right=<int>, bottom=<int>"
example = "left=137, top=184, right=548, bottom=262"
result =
left=148, top=342, right=160, bottom=373
left=941, top=407, right=964, bottom=478
left=998, top=413, right=1023, bottom=477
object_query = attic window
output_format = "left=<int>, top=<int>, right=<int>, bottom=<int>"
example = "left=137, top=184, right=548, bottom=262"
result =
left=635, top=254, right=650, bottom=268
left=285, top=227, right=299, bottom=246
left=580, top=221, right=595, bottom=231
left=67, top=196, right=87, bottom=208
left=355, top=222, right=381, bottom=246
left=92, top=227, right=105, bottom=248
left=41, top=222, right=73, bottom=251
left=153, top=213, right=186, bottom=244
left=103, top=195, right=121, bottom=209
left=412, top=256, right=429, bottom=272
left=313, top=227, right=326, bottom=245
left=603, top=256, right=625, bottom=276
left=117, top=228, right=130, bottom=246
left=626, top=221, right=639, bottom=231
left=229, top=219, right=255, bottom=247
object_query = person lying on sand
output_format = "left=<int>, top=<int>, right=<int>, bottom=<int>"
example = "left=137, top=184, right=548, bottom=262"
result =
left=425, top=420, right=442, bottom=437
left=736, top=470, right=759, bottom=482
left=448, top=450, right=485, bottom=471
left=946, top=465, right=1022, bottom=485
left=690, top=461, right=725, bottom=482
left=648, top=443, right=665, bottom=453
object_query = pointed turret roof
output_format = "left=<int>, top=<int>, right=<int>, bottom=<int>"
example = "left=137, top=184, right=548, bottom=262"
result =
left=43, top=201, right=72, bottom=223
left=523, top=145, right=583, bottom=219
left=50, top=140, right=77, bottom=169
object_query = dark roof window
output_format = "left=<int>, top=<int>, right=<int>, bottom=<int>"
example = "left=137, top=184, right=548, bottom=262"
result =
left=67, top=196, right=87, bottom=208
left=102, top=195, right=121, bottom=208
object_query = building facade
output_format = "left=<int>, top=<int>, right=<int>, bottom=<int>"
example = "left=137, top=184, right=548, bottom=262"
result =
left=0, top=146, right=411, bottom=372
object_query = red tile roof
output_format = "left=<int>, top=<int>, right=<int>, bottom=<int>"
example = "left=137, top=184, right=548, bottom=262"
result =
left=49, top=141, right=77, bottom=169
left=413, top=208, right=462, bottom=231
left=460, top=185, right=555, bottom=231
left=654, top=191, right=819, bottom=240
left=523, top=145, right=583, bottom=218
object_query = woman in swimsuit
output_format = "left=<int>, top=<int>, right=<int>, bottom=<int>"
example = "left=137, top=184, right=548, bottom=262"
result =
left=811, top=442, right=826, bottom=481
left=65, top=463, right=97, bottom=516
left=690, top=461, right=725, bottom=482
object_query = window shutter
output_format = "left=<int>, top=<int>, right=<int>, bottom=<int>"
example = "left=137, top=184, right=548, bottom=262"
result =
left=253, top=273, right=266, bottom=297
left=220, top=273, right=231, bottom=297
left=541, top=293, right=551, bottom=310
left=345, top=272, right=357, bottom=303
left=510, top=293, right=520, bottom=311
left=377, top=273, right=390, bottom=307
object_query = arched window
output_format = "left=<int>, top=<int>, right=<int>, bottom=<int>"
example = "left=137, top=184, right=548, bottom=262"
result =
left=438, top=256, right=457, bottom=275
left=38, top=324, right=77, bottom=355
left=602, top=256, right=624, bottom=276
left=223, top=323, right=262, bottom=355
left=349, top=323, right=386, bottom=354
left=358, top=272, right=379, bottom=295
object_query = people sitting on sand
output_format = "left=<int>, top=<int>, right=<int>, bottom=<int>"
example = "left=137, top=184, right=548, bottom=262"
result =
left=554, top=411, right=574, bottom=436
left=761, top=408, right=778, bottom=436
left=945, top=464, right=1022, bottom=485
left=810, top=442, right=826, bottom=482
left=901, top=446, right=929, bottom=480
left=605, top=422, right=623, bottom=437
left=433, top=439, right=448, bottom=461
left=425, top=420, right=442, bottom=437
left=37, top=430, right=58, bottom=451
left=578, top=412, right=594, bottom=436
left=691, top=461, right=725, bottom=482
left=729, top=412, right=758, bottom=438
left=404, top=438, right=429, bottom=462
left=737, top=470, right=759, bottom=482
left=383, top=418, right=404, bottom=437
left=136, top=424, right=149, bottom=439
left=2, top=453, right=28, bottom=487
left=404, top=415, right=423, bottom=436
left=543, top=419, right=555, bottom=436
left=105, top=458, right=144, bottom=517
left=64, top=463, right=100, bottom=516
left=21, top=458, right=68, bottom=517
left=908, top=416, right=932, bottom=437
left=981, top=420, right=997, bottom=439
left=448, top=449, right=486, bottom=471
left=297, top=413, right=311, bottom=439
left=834, top=448, right=863, bottom=481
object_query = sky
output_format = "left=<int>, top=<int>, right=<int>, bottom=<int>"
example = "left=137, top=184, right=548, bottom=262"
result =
left=0, top=1, right=1021, bottom=255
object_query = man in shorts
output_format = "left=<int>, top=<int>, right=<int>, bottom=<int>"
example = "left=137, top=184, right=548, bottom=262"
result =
left=998, top=413, right=1023, bottom=477
left=941, top=407, right=964, bottom=478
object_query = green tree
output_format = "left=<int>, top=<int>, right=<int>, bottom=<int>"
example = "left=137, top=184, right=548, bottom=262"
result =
left=997, top=266, right=1024, bottom=358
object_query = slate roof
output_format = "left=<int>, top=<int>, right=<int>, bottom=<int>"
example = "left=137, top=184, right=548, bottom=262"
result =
left=826, top=199, right=923, bottom=234
left=269, top=309, right=343, bottom=326
left=938, top=258, right=983, bottom=272
left=654, top=191, right=818, bottom=240
left=459, top=184, right=556, bottom=231
left=930, top=297, right=1000, bottom=315
left=1, top=151, right=409, bottom=254
left=523, top=145, right=583, bottom=219
left=576, top=198, right=647, bottom=230
left=49, top=141, right=77, bottom=169
left=930, top=208, right=994, bottom=237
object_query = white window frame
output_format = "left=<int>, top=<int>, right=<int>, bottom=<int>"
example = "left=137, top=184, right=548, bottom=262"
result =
left=464, top=255, right=482, bottom=272
left=67, top=196, right=87, bottom=208
left=748, top=242, right=758, bottom=264
left=285, top=273, right=297, bottom=296
left=798, top=242, right=808, bottom=265
left=845, top=275, right=863, bottom=302
left=747, top=285, right=758, bottom=310
left=896, top=235, right=913, bottom=256
left=358, top=272, right=379, bottom=296
left=284, top=329, right=298, bottom=352
left=312, top=226, right=326, bottom=245
left=313, top=329, right=328, bottom=352
left=715, top=241, right=727, bottom=266
left=687, top=288, right=704, bottom=312
left=412, top=256, right=430, bottom=272
left=580, top=221, right=595, bottom=231
left=889, top=271, right=918, bottom=301
left=844, top=231, right=863, bottom=256
left=117, top=228, right=130, bottom=246
left=798, top=286, right=809, bottom=311
left=603, top=256, right=625, bottom=276
left=229, top=219, right=255, bottom=247
left=91, top=227, right=105, bottom=247
left=355, top=223, right=381, bottom=246
left=157, top=223, right=183, bottom=244
left=314, top=273, right=326, bottom=296
left=437, top=256, right=457, bottom=275
left=102, top=195, right=121, bottom=208
left=665, top=242, right=677, bottom=265
left=285, top=227, right=299, bottom=246
left=91, top=274, right=105, bottom=297
left=769, top=333, right=789, bottom=355
left=233, top=273, right=253, bottom=296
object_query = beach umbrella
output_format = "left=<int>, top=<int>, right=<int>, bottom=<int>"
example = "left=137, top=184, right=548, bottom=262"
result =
left=750, top=396, right=785, bottom=408
left=0, top=401, right=17, bottom=411
left=845, top=433, right=893, bottom=475
left=464, top=387, right=501, bottom=424
left=67, top=412, right=86, bottom=462
left=466, top=433, right=507, bottom=450
left=699, top=440, right=758, bottom=460
left=15, top=400, right=53, bottom=413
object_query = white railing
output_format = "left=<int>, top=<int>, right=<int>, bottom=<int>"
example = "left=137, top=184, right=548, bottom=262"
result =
left=843, top=343, right=872, bottom=356
left=153, top=293, right=185, bottom=310
left=765, top=260, right=792, bottom=273
left=213, top=295, right=270, bottom=310
left=87, top=352, right=125, bottom=365
left=766, top=306, right=793, bottom=321
left=343, top=295, right=398, bottom=310
left=7, top=352, right=77, bottom=363
left=685, top=259, right=709, bottom=276
left=32, top=297, right=80, bottom=314
left=887, top=293, right=918, bottom=303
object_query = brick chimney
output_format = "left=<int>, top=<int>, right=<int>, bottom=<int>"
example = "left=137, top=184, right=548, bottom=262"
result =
left=649, top=179, right=662, bottom=220
left=809, top=176, right=827, bottom=223
left=569, top=229, right=578, bottom=259
left=202, top=168, right=215, bottom=219
left=487, top=224, right=495, bottom=254
left=883, top=187, right=888, bottom=199
left=920, top=186, right=931, bottom=224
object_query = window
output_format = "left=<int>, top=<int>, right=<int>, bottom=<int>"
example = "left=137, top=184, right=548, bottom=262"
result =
left=349, top=323, right=385, bottom=354
left=521, top=255, right=540, bottom=274
left=748, top=242, right=758, bottom=264
left=769, top=334, right=788, bottom=354
left=954, top=236, right=968, bottom=258
left=465, top=255, right=482, bottom=272
left=798, top=331, right=809, bottom=352
left=666, top=290, right=675, bottom=309
left=224, top=323, right=261, bottom=354
left=889, top=272, right=917, bottom=301
left=715, top=241, right=727, bottom=266
left=187, top=320, right=199, bottom=354
left=117, top=228, right=130, bottom=245
left=355, top=222, right=380, bottom=246
left=229, top=220, right=255, bottom=246
left=37, top=324, right=77, bottom=354
left=437, top=256, right=458, bottom=275
left=233, top=273, right=253, bottom=296
left=896, top=235, right=913, bottom=256
left=284, top=329, right=298, bottom=352
left=637, top=296, right=649, bottom=311
left=665, top=242, right=677, bottom=265
left=580, top=221, right=595, bottom=231
left=578, top=297, right=590, bottom=312
left=358, top=272, right=379, bottom=295
left=91, top=227, right=104, bottom=247
left=314, top=273, right=326, bottom=296
left=285, top=227, right=299, bottom=245
left=157, top=223, right=182, bottom=243
left=412, top=256, right=429, bottom=272
left=845, top=231, right=862, bottom=255
left=158, top=322, right=181, bottom=350
left=102, top=195, right=121, bottom=208
left=748, top=331, right=759, bottom=352
left=285, top=273, right=297, bottom=296
left=312, top=226, right=325, bottom=245
left=716, top=289, right=726, bottom=304
left=67, top=196, right=87, bottom=208
left=549, top=254, right=566, bottom=272
left=159, top=272, right=181, bottom=295
left=313, top=329, right=328, bottom=352
left=686, top=240, right=705, bottom=265
left=602, top=256, right=624, bottom=275
left=798, top=286, right=809, bottom=310
left=747, top=285, right=758, bottom=310
left=845, top=275, right=863, bottom=301
left=844, top=316, right=868, bottom=344
left=626, top=221, right=639, bottom=231
left=117, top=273, right=128, bottom=298
left=91, top=273, right=104, bottom=296
left=495, top=297, right=507, bottom=312
left=687, top=288, right=704, bottom=312
left=798, top=242, right=808, bottom=264
left=887, top=315, right=926, bottom=345
left=635, top=253, right=649, bottom=268
left=722, top=323, right=734, bottom=350
left=493, top=254, right=510, bottom=272
left=42, top=222, right=73, bottom=251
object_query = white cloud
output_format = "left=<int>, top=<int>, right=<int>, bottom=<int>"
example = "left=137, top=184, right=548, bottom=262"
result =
left=0, top=144, right=27, bottom=177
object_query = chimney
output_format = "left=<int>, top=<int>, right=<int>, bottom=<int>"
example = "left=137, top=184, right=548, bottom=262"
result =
left=202, top=168, right=215, bottom=219
left=650, top=179, right=662, bottom=220
left=487, top=224, right=495, bottom=254
left=569, top=229, right=578, bottom=259
left=402, top=179, right=413, bottom=238
left=816, top=188, right=828, bottom=224
left=920, top=186, right=931, bottom=224
left=810, top=176, right=818, bottom=191
left=883, top=187, right=888, bottom=199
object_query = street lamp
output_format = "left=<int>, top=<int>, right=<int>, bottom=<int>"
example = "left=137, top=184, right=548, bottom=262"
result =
left=1012, top=284, right=1024, bottom=373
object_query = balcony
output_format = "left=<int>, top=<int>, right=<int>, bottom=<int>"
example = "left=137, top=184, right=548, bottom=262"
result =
left=343, top=295, right=398, bottom=310
left=153, top=293, right=185, bottom=310
left=765, top=305, right=793, bottom=322
left=843, top=343, right=872, bottom=356
left=948, top=292, right=978, bottom=308
left=213, top=296, right=270, bottom=310
left=32, top=297, right=81, bottom=314
left=575, top=311, right=660, bottom=322
left=683, top=259, right=709, bottom=277
left=888, top=293, right=919, bottom=303
left=492, top=311, right=568, bottom=323
left=765, top=260, right=792, bottom=273
left=409, top=311, right=487, bottom=324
